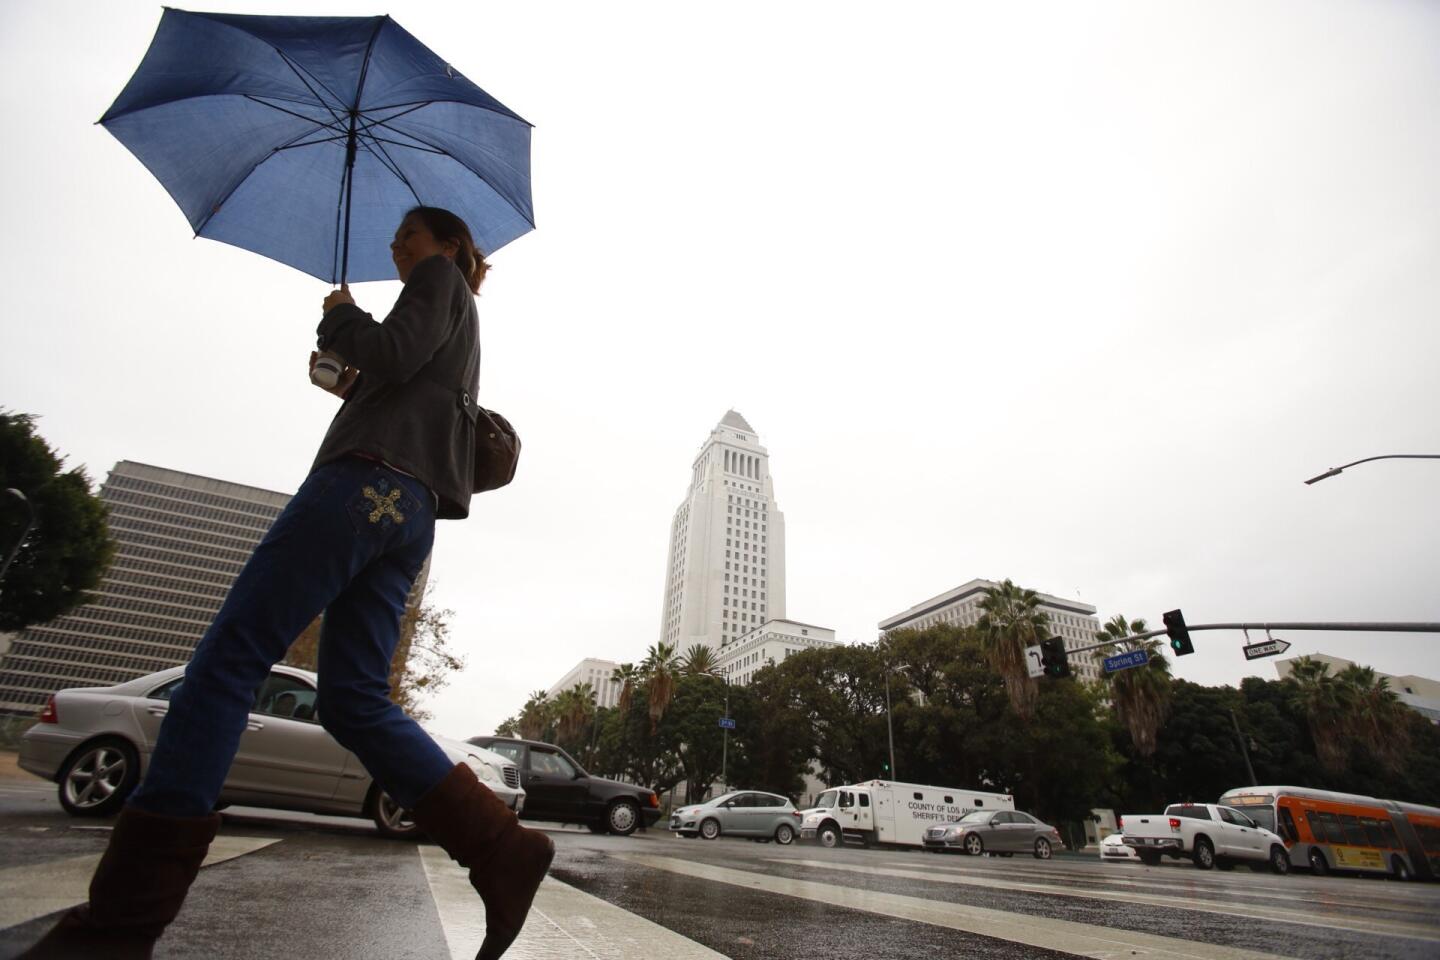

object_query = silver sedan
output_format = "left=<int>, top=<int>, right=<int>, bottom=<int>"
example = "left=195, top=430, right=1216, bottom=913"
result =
left=670, top=790, right=801, bottom=844
left=923, top=808, right=1065, bottom=859
left=18, top=664, right=522, bottom=839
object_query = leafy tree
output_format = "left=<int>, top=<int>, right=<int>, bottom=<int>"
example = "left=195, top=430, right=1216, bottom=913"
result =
left=0, top=411, right=114, bottom=631
left=610, top=662, right=640, bottom=712
left=1096, top=614, right=1172, bottom=757
left=518, top=689, right=554, bottom=741
left=658, top=674, right=730, bottom=802
left=641, top=640, right=682, bottom=733
left=680, top=643, right=720, bottom=677
left=551, top=683, right=596, bottom=754
left=975, top=579, right=1049, bottom=720
left=1335, top=664, right=1411, bottom=775
left=494, top=715, right=521, bottom=738
left=1285, top=657, right=1356, bottom=775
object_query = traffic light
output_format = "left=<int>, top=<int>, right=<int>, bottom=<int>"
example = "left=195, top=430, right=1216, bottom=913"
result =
left=1163, top=609, right=1194, bottom=656
left=1039, top=636, right=1071, bottom=678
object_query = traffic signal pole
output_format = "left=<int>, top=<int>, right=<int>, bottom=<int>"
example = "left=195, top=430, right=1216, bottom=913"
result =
left=1070, top=621, right=1440, bottom=657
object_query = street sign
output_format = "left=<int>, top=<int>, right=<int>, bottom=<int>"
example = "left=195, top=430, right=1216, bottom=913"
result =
left=1243, top=638, right=1291, bottom=661
left=1103, top=649, right=1150, bottom=674
left=1025, top=644, right=1045, bottom=678
left=718, top=717, right=736, bottom=730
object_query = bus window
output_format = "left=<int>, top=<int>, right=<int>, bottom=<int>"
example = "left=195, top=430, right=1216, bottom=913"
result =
left=1339, top=814, right=1369, bottom=847
left=1359, top=818, right=1389, bottom=849
left=1311, top=810, right=1341, bottom=844
left=1278, top=806, right=1299, bottom=843
left=1377, top=819, right=1402, bottom=850
left=1414, top=823, right=1440, bottom=854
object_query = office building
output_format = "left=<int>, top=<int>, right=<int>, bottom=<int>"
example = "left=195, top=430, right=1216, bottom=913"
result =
left=878, top=578, right=1104, bottom=683
left=716, top=619, right=840, bottom=687
left=0, top=461, right=290, bottom=717
left=546, top=657, right=623, bottom=709
left=658, top=411, right=787, bottom=654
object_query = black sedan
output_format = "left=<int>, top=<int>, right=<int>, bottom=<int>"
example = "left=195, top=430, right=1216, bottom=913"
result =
left=466, top=736, right=662, bottom=835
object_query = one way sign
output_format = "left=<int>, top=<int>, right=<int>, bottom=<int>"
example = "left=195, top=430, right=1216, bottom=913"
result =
left=1243, top=638, right=1292, bottom=661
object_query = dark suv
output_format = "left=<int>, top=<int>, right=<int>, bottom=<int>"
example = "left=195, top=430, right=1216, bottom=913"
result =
left=466, top=737, right=662, bottom=836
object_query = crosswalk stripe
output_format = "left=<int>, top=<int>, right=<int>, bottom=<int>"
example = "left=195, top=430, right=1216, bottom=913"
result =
left=613, top=851, right=1291, bottom=960
left=418, top=845, right=727, bottom=960
left=781, top=857, right=1440, bottom=941
left=0, top=835, right=280, bottom=928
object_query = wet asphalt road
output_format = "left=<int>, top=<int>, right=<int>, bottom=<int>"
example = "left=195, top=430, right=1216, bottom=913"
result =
left=2, top=775, right=1437, bottom=960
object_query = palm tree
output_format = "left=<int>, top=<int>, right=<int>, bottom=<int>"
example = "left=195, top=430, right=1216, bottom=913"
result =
left=553, top=683, right=596, bottom=746
left=975, top=579, right=1050, bottom=719
left=1286, top=658, right=1353, bottom=775
left=610, top=662, right=640, bottom=713
left=641, top=640, right=682, bottom=733
left=518, top=689, right=553, bottom=742
left=1336, top=664, right=1411, bottom=774
left=1095, top=614, right=1172, bottom=757
left=681, top=643, right=720, bottom=678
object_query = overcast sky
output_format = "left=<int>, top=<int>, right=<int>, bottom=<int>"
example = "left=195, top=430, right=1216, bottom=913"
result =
left=2, top=0, right=1437, bottom=740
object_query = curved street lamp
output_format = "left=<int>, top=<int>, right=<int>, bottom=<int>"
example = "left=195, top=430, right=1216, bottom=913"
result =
left=1304, top=454, right=1440, bottom=485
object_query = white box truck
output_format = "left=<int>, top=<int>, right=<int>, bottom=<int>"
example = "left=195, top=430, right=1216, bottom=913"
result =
left=799, top=779, right=1014, bottom=849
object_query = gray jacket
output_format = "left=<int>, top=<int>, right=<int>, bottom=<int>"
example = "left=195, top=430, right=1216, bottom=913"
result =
left=312, top=254, right=479, bottom=519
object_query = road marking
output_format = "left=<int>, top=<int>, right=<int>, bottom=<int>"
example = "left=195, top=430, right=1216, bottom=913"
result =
left=419, top=845, right=726, bottom=960
left=0, top=835, right=279, bottom=928
left=612, top=851, right=1303, bottom=960
left=774, top=858, right=1440, bottom=942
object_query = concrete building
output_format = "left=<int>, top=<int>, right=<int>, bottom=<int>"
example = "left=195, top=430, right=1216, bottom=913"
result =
left=658, top=411, right=787, bottom=654
left=716, top=619, right=841, bottom=686
left=878, top=578, right=1104, bottom=683
left=0, top=461, right=290, bottom=717
left=1274, top=653, right=1440, bottom=723
left=546, top=657, right=622, bottom=709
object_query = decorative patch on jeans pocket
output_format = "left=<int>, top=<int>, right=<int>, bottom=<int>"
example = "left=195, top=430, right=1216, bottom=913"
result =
left=349, top=474, right=418, bottom=529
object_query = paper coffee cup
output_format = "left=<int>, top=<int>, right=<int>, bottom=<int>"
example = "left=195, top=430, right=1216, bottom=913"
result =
left=311, top=352, right=344, bottom=389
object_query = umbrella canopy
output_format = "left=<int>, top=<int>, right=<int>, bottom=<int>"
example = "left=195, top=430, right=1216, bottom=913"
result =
left=101, top=9, right=533, bottom=283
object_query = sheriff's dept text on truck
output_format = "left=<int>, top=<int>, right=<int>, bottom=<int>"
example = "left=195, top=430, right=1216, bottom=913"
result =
left=800, top=780, right=1013, bottom=849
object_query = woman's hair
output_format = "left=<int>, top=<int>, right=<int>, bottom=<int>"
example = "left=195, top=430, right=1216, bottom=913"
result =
left=404, top=206, right=489, bottom=293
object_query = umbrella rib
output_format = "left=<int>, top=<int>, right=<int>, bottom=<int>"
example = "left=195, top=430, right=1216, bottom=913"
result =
left=243, top=95, right=346, bottom=137
left=360, top=123, right=533, bottom=229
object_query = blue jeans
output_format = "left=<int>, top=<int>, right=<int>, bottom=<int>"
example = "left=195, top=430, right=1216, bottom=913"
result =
left=129, top=457, right=456, bottom=817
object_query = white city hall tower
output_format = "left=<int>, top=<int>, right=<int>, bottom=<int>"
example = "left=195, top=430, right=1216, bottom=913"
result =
left=659, top=411, right=786, bottom=654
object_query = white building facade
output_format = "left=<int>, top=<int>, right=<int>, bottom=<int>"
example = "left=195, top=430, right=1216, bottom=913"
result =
left=545, top=657, right=623, bottom=709
left=878, top=578, right=1105, bottom=683
left=659, top=411, right=787, bottom=654
left=716, top=619, right=841, bottom=686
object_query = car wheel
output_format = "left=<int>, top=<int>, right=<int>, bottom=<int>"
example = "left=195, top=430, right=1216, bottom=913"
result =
left=59, top=738, right=140, bottom=817
left=818, top=823, right=842, bottom=849
left=1033, top=838, right=1052, bottom=860
left=1138, top=851, right=1161, bottom=867
left=775, top=823, right=796, bottom=845
left=700, top=818, right=721, bottom=840
left=964, top=833, right=984, bottom=856
left=1308, top=848, right=1329, bottom=877
left=1269, top=845, right=1291, bottom=875
left=368, top=787, right=422, bottom=840
left=607, top=799, right=640, bottom=837
left=1390, top=855, right=1411, bottom=881
left=1193, top=838, right=1215, bottom=870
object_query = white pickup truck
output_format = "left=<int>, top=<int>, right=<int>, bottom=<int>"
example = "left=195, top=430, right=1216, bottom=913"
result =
left=1121, top=802, right=1291, bottom=874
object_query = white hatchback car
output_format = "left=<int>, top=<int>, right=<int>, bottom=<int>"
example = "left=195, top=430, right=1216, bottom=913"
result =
left=19, top=664, right=522, bottom=838
left=1100, top=832, right=1140, bottom=862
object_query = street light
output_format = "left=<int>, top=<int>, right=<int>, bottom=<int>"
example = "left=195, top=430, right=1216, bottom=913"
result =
left=0, top=488, right=36, bottom=586
left=1304, top=454, right=1440, bottom=485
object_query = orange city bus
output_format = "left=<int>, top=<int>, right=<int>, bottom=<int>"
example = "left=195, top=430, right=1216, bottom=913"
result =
left=1218, top=785, right=1440, bottom=881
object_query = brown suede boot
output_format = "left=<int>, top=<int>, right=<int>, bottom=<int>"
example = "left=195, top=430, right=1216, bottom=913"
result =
left=413, top=763, right=555, bottom=960
left=18, top=806, right=221, bottom=959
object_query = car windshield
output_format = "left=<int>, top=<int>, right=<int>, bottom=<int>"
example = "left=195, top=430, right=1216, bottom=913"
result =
left=957, top=810, right=993, bottom=823
left=815, top=791, right=838, bottom=808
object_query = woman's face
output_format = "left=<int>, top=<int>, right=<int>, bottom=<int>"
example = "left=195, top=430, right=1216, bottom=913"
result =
left=391, top=215, right=457, bottom=283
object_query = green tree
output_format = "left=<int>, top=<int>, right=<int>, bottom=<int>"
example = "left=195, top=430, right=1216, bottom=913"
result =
left=680, top=643, right=720, bottom=677
left=976, top=579, right=1050, bottom=720
left=1335, top=664, right=1411, bottom=775
left=1096, top=614, right=1172, bottom=757
left=518, top=690, right=554, bottom=742
left=551, top=683, right=596, bottom=754
left=1285, top=657, right=1354, bottom=775
left=494, top=715, right=521, bottom=738
left=641, top=641, right=682, bottom=733
left=0, top=411, right=114, bottom=631
left=610, top=662, right=640, bottom=713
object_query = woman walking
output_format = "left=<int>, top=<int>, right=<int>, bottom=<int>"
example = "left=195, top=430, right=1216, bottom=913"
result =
left=21, top=207, right=550, bottom=960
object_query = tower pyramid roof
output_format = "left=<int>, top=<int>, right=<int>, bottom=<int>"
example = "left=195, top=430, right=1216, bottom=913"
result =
left=720, top=409, right=755, bottom=432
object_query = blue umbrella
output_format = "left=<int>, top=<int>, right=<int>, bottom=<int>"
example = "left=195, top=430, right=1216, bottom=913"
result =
left=101, top=9, right=533, bottom=283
